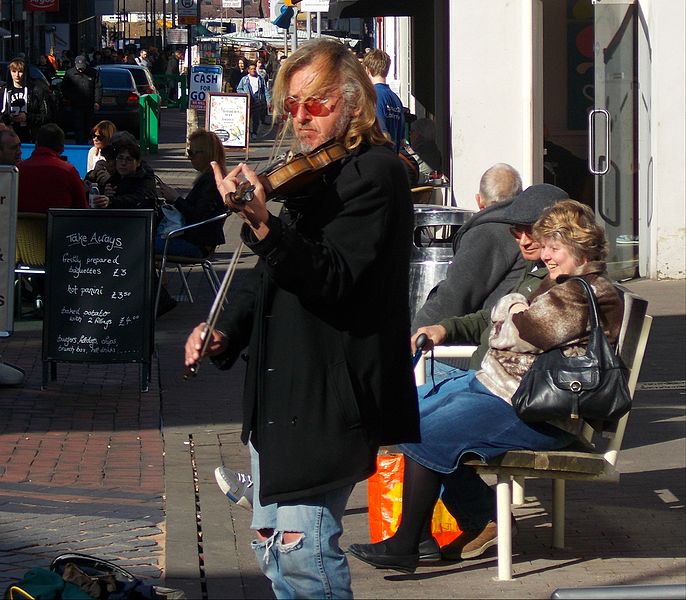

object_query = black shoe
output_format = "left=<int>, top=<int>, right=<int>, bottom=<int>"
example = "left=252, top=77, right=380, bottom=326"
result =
left=418, top=537, right=441, bottom=561
left=348, top=542, right=418, bottom=574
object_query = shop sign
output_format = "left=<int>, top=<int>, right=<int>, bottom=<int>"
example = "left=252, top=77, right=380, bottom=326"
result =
left=178, top=0, right=199, bottom=25
left=26, top=0, right=60, bottom=11
left=189, top=65, right=224, bottom=110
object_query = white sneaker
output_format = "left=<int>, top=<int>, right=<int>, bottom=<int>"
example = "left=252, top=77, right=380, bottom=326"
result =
left=214, top=467, right=254, bottom=510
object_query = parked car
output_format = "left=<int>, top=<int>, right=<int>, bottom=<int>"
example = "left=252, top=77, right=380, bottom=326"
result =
left=103, top=64, right=162, bottom=127
left=105, top=64, right=158, bottom=96
left=94, top=67, right=141, bottom=136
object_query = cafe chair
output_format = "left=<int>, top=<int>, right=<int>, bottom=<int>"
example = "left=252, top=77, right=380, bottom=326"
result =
left=14, top=212, right=47, bottom=319
left=154, top=212, right=229, bottom=317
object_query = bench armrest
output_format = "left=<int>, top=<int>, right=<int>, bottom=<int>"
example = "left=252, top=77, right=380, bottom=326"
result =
left=414, top=345, right=478, bottom=385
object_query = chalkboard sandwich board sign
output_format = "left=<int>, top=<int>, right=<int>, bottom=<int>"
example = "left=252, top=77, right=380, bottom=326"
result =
left=42, top=209, right=155, bottom=390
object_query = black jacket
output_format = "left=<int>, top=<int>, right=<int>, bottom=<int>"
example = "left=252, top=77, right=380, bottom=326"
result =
left=107, top=165, right=158, bottom=213
left=165, top=56, right=180, bottom=76
left=174, top=169, right=226, bottom=253
left=61, top=66, right=102, bottom=110
left=84, top=159, right=113, bottom=189
left=214, top=143, right=420, bottom=504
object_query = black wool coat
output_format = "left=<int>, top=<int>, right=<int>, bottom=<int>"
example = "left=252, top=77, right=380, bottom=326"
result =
left=215, top=143, right=420, bottom=505
left=174, top=169, right=226, bottom=253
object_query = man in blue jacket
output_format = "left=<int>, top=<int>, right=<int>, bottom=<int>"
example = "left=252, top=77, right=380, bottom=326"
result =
left=236, top=62, right=272, bottom=139
left=184, top=39, right=419, bottom=598
left=363, top=49, right=405, bottom=152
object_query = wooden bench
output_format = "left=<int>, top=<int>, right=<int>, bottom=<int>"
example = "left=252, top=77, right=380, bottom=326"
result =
left=414, top=288, right=652, bottom=580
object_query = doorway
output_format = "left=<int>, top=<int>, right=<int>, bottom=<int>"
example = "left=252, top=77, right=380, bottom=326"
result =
left=543, top=0, right=641, bottom=281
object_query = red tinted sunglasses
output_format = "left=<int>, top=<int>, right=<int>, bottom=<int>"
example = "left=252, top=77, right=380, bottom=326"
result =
left=283, top=96, right=333, bottom=117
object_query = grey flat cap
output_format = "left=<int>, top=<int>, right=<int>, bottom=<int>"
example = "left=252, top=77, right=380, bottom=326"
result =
left=500, top=183, right=569, bottom=225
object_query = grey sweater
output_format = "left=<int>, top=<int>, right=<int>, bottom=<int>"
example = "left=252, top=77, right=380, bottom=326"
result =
left=412, top=199, right=525, bottom=330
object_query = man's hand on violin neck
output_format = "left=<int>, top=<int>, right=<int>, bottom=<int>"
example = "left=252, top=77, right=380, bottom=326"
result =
left=212, top=161, right=271, bottom=239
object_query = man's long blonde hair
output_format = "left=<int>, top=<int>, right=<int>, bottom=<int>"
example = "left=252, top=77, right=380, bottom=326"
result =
left=272, top=39, right=387, bottom=152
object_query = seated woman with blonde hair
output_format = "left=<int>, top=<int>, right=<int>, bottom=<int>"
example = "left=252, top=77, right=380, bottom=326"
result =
left=156, top=129, right=227, bottom=258
left=349, top=200, right=624, bottom=574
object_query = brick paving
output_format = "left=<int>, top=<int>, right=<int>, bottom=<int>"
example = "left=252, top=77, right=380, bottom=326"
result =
left=1, top=107, right=684, bottom=598
left=0, top=352, right=165, bottom=586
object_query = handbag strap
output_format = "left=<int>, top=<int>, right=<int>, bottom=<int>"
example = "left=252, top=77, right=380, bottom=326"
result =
left=566, top=276, right=600, bottom=331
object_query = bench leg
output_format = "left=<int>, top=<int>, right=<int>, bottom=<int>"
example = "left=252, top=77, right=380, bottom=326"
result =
left=552, top=479, right=565, bottom=549
left=496, top=474, right=513, bottom=581
left=512, top=477, right=525, bottom=506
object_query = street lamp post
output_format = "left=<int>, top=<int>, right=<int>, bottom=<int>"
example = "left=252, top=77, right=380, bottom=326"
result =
left=163, top=0, right=167, bottom=48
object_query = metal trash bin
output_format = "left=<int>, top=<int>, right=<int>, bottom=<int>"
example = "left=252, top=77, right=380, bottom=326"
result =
left=409, top=205, right=474, bottom=320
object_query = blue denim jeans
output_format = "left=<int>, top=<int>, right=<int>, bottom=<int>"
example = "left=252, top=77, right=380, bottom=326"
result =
left=249, top=443, right=354, bottom=599
left=401, top=370, right=574, bottom=531
left=426, top=360, right=465, bottom=385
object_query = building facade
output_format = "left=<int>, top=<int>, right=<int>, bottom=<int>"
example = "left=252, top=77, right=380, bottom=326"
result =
left=375, top=0, right=684, bottom=281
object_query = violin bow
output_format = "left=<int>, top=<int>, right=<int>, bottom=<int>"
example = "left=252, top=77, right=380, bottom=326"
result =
left=184, top=239, right=245, bottom=379
left=184, top=181, right=258, bottom=378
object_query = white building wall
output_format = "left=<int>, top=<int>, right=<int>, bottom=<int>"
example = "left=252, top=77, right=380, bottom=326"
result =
left=449, top=0, right=684, bottom=278
left=448, top=0, right=540, bottom=211
left=642, top=0, right=686, bottom=279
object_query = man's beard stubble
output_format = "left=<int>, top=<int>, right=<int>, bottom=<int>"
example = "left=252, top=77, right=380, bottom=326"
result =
left=293, top=102, right=352, bottom=154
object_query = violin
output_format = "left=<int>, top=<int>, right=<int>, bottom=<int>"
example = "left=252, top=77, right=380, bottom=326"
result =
left=185, top=139, right=348, bottom=379
left=225, top=139, right=348, bottom=209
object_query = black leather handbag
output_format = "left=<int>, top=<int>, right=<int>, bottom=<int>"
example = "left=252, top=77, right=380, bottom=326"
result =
left=511, top=277, right=631, bottom=423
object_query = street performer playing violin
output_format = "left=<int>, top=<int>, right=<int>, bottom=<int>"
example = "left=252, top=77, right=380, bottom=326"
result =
left=184, top=39, right=419, bottom=598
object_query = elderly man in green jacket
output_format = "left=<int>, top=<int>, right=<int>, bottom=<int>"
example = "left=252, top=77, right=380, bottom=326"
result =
left=412, top=184, right=564, bottom=375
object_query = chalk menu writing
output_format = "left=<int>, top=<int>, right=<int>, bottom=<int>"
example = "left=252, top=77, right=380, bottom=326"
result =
left=43, top=209, right=154, bottom=364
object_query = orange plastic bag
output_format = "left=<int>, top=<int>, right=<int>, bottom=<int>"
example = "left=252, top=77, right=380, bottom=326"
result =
left=367, top=453, right=462, bottom=547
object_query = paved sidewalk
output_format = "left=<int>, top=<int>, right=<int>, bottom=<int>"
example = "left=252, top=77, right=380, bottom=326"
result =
left=1, top=107, right=684, bottom=599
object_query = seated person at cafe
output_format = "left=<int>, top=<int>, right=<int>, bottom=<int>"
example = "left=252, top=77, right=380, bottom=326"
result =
left=90, top=140, right=158, bottom=213
left=0, top=125, right=22, bottom=165
left=18, top=123, right=87, bottom=212
left=85, top=130, right=146, bottom=191
left=404, top=118, right=445, bottom=185
left=155, top=129, right=227, bottom=258
left=84, top=143, right=117, bottom=190
left=412, top=169, right=566, bottom=331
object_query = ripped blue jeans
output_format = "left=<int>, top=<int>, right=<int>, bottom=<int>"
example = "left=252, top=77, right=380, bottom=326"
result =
left=249, top=442, right=354, bottom=599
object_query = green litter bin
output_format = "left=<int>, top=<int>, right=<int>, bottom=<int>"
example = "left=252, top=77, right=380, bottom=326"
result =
left=139, top=93, right=160, bottom=153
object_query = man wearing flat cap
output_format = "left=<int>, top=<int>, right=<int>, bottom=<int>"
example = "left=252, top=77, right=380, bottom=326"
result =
left=413, top=183, right=569, bottom=331
left=412, top=183, right=569, bottom=383
left=61, top=55, right=102, bottom=144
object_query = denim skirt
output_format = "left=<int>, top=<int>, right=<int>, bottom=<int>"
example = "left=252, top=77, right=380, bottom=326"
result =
left=399, top=370, right=573, bottom=474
